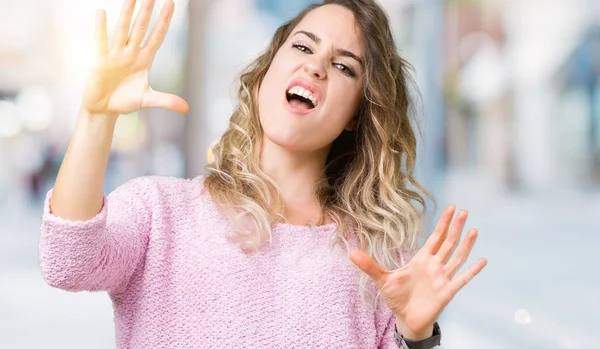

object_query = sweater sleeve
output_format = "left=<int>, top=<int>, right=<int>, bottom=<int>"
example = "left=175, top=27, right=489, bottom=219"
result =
left=39, top=176, right=156, bottom=294
left=379, top=313, right=409, bottom=349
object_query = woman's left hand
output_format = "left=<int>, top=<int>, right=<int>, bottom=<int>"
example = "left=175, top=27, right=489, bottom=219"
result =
left=350, top=205, right=487, bottom=339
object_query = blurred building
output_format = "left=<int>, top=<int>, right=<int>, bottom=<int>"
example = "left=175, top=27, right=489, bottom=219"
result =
left=443, top=0, right=600, bottom=193
left=0, top=0, right=61, bottom=202
left=554, top=26, right=600, bottom=187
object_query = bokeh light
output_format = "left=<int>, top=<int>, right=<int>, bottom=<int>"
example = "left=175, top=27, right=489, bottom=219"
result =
left=0, top=100, right=22, bottom=138
left=16, top=87, right=53, bottom=132
left=514, top=308, right=532, bottom=325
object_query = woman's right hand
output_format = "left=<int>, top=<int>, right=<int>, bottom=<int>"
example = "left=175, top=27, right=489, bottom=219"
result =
left=82, top=0, right=189, bottom=117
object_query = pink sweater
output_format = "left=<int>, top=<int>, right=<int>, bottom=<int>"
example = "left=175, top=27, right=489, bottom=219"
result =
left=39, top=176, right=409, bottom=348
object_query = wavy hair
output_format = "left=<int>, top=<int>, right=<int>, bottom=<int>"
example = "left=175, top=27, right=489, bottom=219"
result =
left=204, top=0, right=433, bottom=303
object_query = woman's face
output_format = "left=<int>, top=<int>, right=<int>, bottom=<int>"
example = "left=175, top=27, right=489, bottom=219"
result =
left=258, top=4, right=364, bottom=153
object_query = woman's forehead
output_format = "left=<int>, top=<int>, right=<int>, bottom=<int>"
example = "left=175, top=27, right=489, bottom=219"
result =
left=292, top=5, right=363, bottom=56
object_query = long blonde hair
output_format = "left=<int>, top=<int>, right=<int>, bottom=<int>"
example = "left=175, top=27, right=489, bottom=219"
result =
left=204, top=0, right=433, bottom=302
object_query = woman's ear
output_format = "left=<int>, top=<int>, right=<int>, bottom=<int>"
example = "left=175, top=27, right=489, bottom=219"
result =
left=344, top=117, right=358, bottom=132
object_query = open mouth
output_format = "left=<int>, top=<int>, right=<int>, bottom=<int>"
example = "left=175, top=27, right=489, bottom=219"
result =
left=286, top=85, right=318, bottom=111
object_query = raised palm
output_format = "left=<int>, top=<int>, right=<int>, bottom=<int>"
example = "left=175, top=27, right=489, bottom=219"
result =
left=83, top=0, right=188, bottom=116
left=351, top=205, right=488, bottom=337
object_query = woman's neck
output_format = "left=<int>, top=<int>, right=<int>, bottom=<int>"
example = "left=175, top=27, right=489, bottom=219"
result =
left=260, top=137, right=330, bottom=225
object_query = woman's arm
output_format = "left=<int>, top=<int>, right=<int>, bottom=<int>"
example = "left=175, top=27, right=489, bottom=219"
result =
left=51, top=0, right=186, bottom=221
left=39, top=0, right=187, bottom=294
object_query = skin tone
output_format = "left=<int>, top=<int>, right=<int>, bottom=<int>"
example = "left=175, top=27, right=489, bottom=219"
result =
left=53, top=0, right=487, bottom=343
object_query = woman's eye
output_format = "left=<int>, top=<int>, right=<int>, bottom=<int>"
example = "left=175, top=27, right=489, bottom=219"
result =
left=292, top=44, right=312, bottom=54
left=334, top=63, right=356, bottom=77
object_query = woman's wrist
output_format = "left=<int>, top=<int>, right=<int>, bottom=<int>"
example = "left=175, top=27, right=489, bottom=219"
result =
left=395, top=318, right=435, bottom=341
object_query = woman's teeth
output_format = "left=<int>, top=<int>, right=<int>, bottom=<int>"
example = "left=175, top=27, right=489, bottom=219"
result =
left=287, top=86, right=318, bottom=108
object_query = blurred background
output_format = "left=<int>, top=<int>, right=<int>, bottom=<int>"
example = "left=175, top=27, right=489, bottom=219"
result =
left=1, top=0, right=599, bottom=348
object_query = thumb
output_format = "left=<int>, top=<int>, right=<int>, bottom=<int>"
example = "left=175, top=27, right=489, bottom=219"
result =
left=350, top=249, right=387, bottom=285
left=142, top=88, right=189, bottom=114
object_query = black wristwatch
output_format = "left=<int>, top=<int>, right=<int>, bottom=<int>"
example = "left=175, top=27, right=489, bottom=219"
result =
left=394, top=322, right=442, bottom=349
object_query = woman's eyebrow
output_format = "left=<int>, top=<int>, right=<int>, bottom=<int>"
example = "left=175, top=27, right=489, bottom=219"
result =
left=292, top=30, right=364, bottom=70
left=293, top=30, right=322, bottom=44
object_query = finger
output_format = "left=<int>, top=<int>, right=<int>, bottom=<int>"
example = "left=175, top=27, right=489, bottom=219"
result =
left=141, top=0, right=174, bottom=57
left=142, top=88, right=189, bottom=113
left=448, top=258, right=487, bottom=296
left=445, top=229, right=478, bottom=278
left=94, top=9, right=109, bottom=57
left=112, top=0, right=137, bottom=49
left=436, top=210, right=468, bottom=263
left=423, top=205, right=455, bottom=254
left=349, top=249, right=387, bottom=285
left=127, top=0, right=155, bottom=47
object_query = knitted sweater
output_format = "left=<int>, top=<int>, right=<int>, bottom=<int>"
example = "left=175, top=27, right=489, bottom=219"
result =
left=39, top=175, right=411, bottom=348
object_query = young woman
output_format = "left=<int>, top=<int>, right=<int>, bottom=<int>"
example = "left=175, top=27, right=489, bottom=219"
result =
left=40, top=0, right=487, bottom=348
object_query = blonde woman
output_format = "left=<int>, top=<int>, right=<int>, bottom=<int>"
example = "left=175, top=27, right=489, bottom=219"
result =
left=40, top=0, right=487, bottom=348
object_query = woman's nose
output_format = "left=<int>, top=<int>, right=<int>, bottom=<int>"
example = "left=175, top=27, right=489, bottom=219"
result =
left=303, top=59, right=327, bottom=80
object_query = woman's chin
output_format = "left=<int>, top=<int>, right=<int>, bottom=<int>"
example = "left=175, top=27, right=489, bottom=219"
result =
left=263, top=133, right=315, bottom=153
